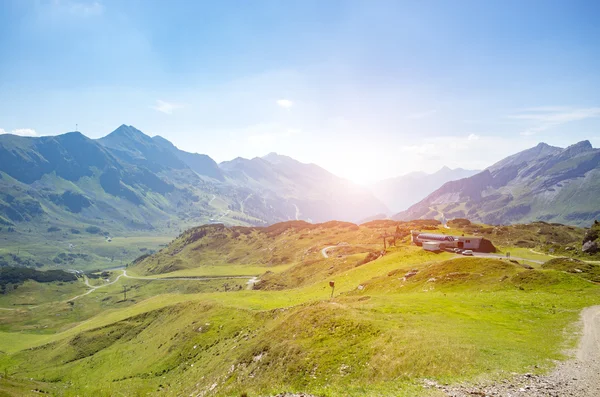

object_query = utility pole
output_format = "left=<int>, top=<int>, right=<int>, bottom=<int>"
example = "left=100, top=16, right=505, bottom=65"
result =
left=75, top=123, right=78, bottom=132
left=379, top=232, right=389, bottom=250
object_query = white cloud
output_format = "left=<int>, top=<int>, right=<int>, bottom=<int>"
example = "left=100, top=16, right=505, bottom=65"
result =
left=151, top=100, right=182, bottom=115
left=0, top=128, right=38, bottom=137
left=276, top=99, right=293, bottom=109
left=509, top=107, right=600, bottom=136
left=467, top=133, right=480, bottom=141
left=407, top=109, right=437, bottom=119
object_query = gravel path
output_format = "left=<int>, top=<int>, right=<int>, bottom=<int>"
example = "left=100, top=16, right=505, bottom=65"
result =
left=437, top=305, right=600, bottom=397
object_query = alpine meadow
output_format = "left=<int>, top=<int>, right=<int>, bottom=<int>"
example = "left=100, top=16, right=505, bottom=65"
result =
left=1, top=1, right=600, bottom=396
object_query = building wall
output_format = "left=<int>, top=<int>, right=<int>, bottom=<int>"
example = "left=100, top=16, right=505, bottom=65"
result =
left=422, top=242, right=441, bottom=251
left=457, top=237, right=482, bottom=250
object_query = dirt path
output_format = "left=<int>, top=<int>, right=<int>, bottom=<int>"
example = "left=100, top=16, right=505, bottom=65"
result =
left=441, top=305, right=600, bottom=396
left=67, top=273, right=125, bottom=302
left=0, top=270, right=256, bottom=310
left=246, top=276, right=260, bottom=290
left=122, top=270, right=252, bottom=281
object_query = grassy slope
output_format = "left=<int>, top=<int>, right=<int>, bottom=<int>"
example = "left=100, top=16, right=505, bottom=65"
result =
left=0, top=280, right=85, bottom=308
left=0, top=220, right=599, bottom=396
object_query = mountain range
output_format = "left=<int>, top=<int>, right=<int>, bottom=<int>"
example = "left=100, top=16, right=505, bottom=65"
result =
left=393, top=140, right=600, bottom=227
left=369, top=167, right=480, bottom=213
left=0, top=125, right=388, bottom=236
left=1, top=125, right=598, bottom=237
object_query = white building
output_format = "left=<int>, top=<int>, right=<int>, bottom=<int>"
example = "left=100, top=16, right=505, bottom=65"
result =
left=411, top=230, right=483, bottom=251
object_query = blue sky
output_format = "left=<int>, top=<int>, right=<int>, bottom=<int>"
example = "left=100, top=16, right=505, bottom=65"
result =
left=1, top=0, right=599, bottom=183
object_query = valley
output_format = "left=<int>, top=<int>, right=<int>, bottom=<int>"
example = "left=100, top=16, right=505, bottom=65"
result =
left=1, top=219, right=599, bottom=396
left=3, top=2, right=599, bottom=395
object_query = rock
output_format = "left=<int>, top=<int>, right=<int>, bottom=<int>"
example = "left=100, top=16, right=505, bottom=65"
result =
left=582, top=240, right=599, bottom=254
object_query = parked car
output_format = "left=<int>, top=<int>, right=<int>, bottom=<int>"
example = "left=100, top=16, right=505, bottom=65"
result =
left=453, top=248, right=463, bottom=253
left=462, top=250, right=474, bottom=256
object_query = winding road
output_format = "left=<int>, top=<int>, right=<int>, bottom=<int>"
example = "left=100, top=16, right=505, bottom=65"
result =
left=321, top=245, right=339, bottom=258
left=67, top=272, right=125, bottom=302
left=0, top=270, right=257, bottom=310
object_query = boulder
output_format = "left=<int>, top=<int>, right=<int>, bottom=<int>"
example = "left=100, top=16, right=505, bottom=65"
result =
left=582, top=240, right=599, bottom=254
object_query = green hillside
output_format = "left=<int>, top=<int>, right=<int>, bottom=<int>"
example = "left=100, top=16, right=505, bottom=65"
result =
left=0, top=126, right=389, bottom=271
left=1, top=220, right=599, bottom=396
left=394, top=141, right=600, bottom=227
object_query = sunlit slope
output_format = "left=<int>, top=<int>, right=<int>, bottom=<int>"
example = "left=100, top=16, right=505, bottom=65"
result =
left=2, top=254, right=600, bottom=396
left=129, top=219, right=449, bottom=276
left=131, top=218, right=593, bottom=278
left=394, top=141, right=600, bottom=227
left=2, top=219, right=599, bottom=396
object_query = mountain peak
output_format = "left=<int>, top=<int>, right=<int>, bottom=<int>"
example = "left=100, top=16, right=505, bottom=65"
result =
left=109, top=124, right=145, bottom=138
left=568, top=140, right=593, bottom=150
left=152, top=135, right=176, bottom=148
left=262, top=152, right=296, bottom=165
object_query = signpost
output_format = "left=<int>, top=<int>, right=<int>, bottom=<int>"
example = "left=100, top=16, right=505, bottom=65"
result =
left=329, top=281, right=335, bottom=299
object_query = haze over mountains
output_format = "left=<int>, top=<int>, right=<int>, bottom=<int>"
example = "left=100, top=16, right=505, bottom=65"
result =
left=1, top=124, right=598, bottom=236
left=394, top=140, right=600, bottom=227
left=0, top=125, right=387, bottom=236
left=369, top=167, right=480, bottom=213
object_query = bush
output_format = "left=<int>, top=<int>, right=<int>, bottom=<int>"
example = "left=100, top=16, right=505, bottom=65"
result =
left=0, top=267, right=77, bottom=290
left=85, top=226, right=102, bottom=234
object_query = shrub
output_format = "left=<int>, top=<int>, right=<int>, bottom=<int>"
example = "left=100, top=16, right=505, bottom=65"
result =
left=85, top=226, right=102, bottom=234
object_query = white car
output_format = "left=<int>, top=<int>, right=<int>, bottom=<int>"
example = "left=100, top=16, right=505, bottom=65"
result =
left=462, top=250, right=473, bottom=256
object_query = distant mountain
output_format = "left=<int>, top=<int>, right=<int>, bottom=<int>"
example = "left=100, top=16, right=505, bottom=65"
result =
left=220, top=152, right=389, bottom=223
left=152, top=135, right=224, bottom=181
left=393, top=141, right=600, bottom=227
left=370, top=166, right=480, bottom=212
left=0, top=127, right=389, bottom=239
left=0, top=127, right=203, bottom=233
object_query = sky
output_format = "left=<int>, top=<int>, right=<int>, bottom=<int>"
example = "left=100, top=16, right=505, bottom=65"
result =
left=1, top=0, right=600, bottom=184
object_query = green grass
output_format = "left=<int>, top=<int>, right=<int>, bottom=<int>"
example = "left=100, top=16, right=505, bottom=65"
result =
left=1, top=262, right=597, bottom=396
left=542, top=257, right=600, bottom=282
left=127, top=263, right=293, bottom=278
left=0, top=280, right=85, bottom=308
left=0, top=220, right=599, bottom=396
left=0, top=233, right=173, bottom=272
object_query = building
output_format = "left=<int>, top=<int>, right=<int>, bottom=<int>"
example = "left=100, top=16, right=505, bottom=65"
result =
left=454, top=236, right=482, bottom=250
left=411, top=230, right=484, bottom=251
left=422, top=241, right=442, bottom=252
